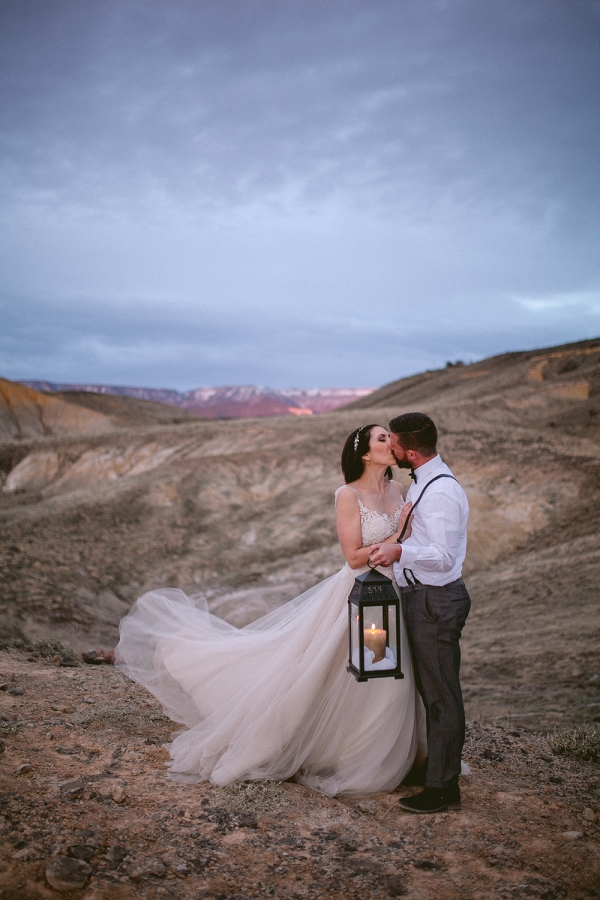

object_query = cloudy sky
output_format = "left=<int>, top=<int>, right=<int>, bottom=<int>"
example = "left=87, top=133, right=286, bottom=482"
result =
left=1, top=0, right=599, bottom=390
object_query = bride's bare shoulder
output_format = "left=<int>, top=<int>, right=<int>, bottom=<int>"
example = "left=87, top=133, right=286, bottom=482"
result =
left=335, top=484, right=360, bottom=505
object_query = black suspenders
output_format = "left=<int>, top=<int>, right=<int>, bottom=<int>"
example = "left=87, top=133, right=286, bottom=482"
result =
left=397, top=473, right=457, bottom=587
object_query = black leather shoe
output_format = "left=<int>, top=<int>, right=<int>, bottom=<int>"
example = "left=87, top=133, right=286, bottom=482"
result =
left=398, top=784, right=461, bottom=814
left=398, top=787, right=447, bottom=813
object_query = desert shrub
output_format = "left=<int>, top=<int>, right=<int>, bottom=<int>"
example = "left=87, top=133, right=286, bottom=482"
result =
left=29, top=639, right=78, bottom=661
left=0, top=636, right=28, bottom=651
left=550, top=724, right=600, bottom=763
left=0, top=636, right=77, bottom=661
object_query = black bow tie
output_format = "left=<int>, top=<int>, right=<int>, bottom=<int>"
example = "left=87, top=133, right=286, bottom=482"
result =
left=409, top=469, right=417, bottom=482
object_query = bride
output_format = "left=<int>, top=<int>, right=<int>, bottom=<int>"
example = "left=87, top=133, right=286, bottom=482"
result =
left=115, top=424, right=425, bottom=797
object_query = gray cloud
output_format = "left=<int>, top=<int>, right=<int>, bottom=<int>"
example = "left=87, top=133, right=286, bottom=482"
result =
left=0, top=0, right=599, bottom=388
left=2, top=289, right=596, bottom=390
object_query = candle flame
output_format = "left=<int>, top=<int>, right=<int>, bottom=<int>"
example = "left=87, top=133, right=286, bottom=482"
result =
left=370, top=623, right=376, bottom=633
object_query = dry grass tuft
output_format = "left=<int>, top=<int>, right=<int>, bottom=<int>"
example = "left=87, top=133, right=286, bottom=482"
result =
left=550, top=724, right=600, bottom=763
left=217, top=779, right=290, bottom=812
left=70, top=702, right=171, bottom=729
left=0, top=636, right=78, bottom=661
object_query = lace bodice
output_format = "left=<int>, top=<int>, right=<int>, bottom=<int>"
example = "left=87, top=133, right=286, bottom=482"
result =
left=357, top=498, right=402, bottom=545
left=335, top=481, right=405, bottom=546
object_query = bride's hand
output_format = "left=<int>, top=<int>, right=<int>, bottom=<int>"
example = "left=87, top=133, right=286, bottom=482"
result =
left=398, top=501, right=413, bottom=539
left=369, top=542, right=402, bottom=568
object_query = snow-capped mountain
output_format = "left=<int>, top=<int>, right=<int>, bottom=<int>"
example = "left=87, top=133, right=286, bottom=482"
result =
left=20, top=382, right=375, bottom=418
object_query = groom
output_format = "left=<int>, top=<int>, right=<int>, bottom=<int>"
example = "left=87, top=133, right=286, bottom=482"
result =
left=369, top=412, right=471, bottom=813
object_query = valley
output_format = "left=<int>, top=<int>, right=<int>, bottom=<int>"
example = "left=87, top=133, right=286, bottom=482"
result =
left=1, top=337, right=599, bottom=730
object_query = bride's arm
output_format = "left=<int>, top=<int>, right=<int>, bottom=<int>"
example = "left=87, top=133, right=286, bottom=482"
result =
left=336, top=487, right=378, bottom=569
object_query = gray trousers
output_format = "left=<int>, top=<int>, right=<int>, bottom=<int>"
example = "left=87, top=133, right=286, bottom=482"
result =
left=401, top=578, right=471, bottom=790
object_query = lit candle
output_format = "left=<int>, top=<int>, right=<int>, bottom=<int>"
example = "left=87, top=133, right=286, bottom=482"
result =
left=363, top=623, right=386, bottom=663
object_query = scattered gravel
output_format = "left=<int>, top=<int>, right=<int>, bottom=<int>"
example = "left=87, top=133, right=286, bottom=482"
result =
left=0, top=648, right=598, bottom=899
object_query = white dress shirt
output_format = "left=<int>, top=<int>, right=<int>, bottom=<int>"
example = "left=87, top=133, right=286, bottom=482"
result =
left=393, top=455, right=469, bottom=588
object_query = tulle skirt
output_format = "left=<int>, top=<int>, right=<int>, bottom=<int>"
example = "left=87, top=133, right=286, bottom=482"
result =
left=115, top=563, right=425, bottom=797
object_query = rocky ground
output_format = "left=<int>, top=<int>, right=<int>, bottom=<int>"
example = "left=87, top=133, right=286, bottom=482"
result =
left=0, top=650, right=598, bottom=900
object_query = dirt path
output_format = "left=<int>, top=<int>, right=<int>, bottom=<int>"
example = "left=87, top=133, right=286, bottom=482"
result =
left=1, top=651, right=598, bottom=899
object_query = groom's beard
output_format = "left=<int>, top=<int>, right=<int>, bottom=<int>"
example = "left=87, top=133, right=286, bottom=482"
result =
left=393, top=454, right=412, bottom=470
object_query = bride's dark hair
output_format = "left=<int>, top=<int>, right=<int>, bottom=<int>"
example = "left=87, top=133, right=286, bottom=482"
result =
left=341, top=425, right=393, bottom=484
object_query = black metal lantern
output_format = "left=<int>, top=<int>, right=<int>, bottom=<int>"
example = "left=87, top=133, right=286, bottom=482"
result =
left=347, top=567, right=404, bottom=682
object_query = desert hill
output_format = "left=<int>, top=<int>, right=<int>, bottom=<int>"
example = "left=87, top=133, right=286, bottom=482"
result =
left=52, top=391, right=204, bottom=428
left=0, top=379, right=117, bottom=443
left=21, top=382, right=375, bottom=418
left=1, top=337, right=599, bottom=734
left=0, top=378, right=203, bottom=442
left=346, top=337, right=600, bottom=433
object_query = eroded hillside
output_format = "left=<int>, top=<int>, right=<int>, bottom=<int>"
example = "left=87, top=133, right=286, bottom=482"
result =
left=0, top=379, right=202, bottom=442
left=1, top=338, right=599, bottom=729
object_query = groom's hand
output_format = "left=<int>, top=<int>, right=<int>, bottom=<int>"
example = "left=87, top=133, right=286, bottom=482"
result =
left=369, top=543, right=402, bottom=567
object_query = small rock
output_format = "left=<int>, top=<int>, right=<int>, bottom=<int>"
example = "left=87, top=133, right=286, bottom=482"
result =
left=111, top=784, right=126, bottom=803
left=83, top=697, right=95, bottom=704
left=82, top=650, right=114, bottom=665
left=237, top=812, right=258, bottom=829
left=68, top=844, right=95, bottom=862
left=60, top=659, right=79, bottom=667
left=126, top=857, right=167, bottom=881
left=7, top=686, right=24, bottom=696
left=14, top=763, right=31, bottom=776
left=561, top=831, right=584, bottom=840
left=413, top=859, right=443, bottom=870
left=173, top=862, right=191, bottom=877
left=549, top=776, right=564, bottom=784
left=13, top=845, right=43, bottom=861
left=582, top=808, right=598, bottom=823
left=189, top=857, right=211, bottom=873
left=60, top=779, right=87, bottom=800
left=357, top=801, right=378, bottom=815
left=105, top=845, right=128, bottom=867
left=46, top=857, right=92, bottom=890
left=482, top=748, right=502, bottom=761
left=77, top=829, right=96, bottom=840
left=385, top=874, right=408, bottom=896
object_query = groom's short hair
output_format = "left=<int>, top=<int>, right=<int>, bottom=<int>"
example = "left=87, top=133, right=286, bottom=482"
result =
left=389, top=412, right=437, bottom=455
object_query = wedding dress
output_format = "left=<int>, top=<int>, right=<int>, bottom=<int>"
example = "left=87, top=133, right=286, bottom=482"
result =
left=115, top=482, right=424, bottom=797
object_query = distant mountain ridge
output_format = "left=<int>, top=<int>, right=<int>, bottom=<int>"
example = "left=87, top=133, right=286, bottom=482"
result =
left=20, top=382, right=375, bottom=418
left=0, top=377, right=203, bottom=442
